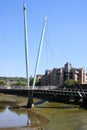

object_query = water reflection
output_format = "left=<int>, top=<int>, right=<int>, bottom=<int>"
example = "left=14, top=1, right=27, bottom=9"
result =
left=0, top=102, right=49, bottom=130
left=1, top=98, right=87, bottom=130
left=10, top=109, right=49, bottom=127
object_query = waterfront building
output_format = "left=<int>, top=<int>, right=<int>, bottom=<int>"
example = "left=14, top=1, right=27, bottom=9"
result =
left=40, top=62, right=87, bottom=86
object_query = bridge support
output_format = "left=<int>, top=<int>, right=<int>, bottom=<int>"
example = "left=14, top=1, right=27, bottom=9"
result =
left=27, top=91, right=34, bottom=108
left=27, top=97, right=34, bottom=108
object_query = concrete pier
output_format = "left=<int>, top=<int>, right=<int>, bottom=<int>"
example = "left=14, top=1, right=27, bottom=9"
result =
left=27, top=91, right=34, bottom=108
left=27, top=97, right=34, bottom=108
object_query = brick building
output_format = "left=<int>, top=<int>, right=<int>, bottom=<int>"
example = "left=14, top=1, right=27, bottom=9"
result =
left=40, top=62, right=87, bottom=86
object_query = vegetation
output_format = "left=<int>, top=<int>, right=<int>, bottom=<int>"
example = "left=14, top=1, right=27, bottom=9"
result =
left=64, top=79, right=81, bottom=87
left=0, top=77, right=82, bottom=88
left=0, top=77, right=27, bottom=87
left=0, top=76, right=40, bottom=87
left=0, top=77, right=26, bottom=82
left=0, top=80, right=7, bottom=86
left=30, top=77, right=40, bottom=86
left=12, top=80, right=26, bottom=86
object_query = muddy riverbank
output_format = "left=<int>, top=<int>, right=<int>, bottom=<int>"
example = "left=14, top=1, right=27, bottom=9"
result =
left=0, top=93, right=49, bottom=130
left=0, top=93, right=87, bottom=130
left=0, top=93, right=28, bottom=108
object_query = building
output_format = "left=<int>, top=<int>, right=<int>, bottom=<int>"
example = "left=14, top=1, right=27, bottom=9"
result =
left=40, top=62, right=87, bottom=86
left=40, top=70, right=52, bottom=86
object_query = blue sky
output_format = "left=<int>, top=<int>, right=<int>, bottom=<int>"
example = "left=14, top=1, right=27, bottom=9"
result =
left=0, top=0, right=87, bottom=77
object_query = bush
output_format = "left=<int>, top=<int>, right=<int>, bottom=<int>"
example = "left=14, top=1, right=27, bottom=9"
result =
left=0, top=80, right=6, bottom=86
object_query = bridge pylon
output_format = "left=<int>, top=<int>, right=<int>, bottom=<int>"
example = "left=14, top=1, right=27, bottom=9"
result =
left=27, top=97, right=34, bottom=108
left=27, top=90, right=34, bottom=108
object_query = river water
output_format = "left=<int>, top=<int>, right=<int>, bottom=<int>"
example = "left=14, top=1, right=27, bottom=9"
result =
left=0, top=101, right=87, bottom=130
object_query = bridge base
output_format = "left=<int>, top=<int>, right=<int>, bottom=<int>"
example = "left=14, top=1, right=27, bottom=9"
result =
left=27, top=97, right=34, bottom=108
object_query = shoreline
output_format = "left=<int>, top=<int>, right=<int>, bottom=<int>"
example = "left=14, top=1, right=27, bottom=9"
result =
left=0, top=93, right=49, bottom=130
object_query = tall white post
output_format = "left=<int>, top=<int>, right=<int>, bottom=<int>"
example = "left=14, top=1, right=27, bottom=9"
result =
left=23, top=3, right=29, bottom=89
left=33, top=17, right=47, bottom=89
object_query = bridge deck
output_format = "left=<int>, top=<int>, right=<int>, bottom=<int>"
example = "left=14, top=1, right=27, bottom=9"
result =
left=0, top=88, right=86, bottom=97
left=0, top=88, right=87, bottom=108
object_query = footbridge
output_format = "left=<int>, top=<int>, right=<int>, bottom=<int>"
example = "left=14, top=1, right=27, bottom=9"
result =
left=0, top=87, right=87, bottom=108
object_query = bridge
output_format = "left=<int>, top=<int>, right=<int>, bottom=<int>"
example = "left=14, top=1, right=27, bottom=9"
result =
left=0, top=87, right=87, bottom=108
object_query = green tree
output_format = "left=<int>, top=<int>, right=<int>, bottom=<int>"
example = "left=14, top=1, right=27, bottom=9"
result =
left=74, top=80, right=81, bottom=85
left=12, top=80, right=26, bottom=86
left=30, top=78, right=34, bottom=86
left=30, top=78, right=40, bottom=86
left=0, top=80, right=6, bottom=86
left=64, top=79, right=75, bottom=87
left=64, top=79, right=81, bottom=87
left=35, top=78, right=40, bottom=86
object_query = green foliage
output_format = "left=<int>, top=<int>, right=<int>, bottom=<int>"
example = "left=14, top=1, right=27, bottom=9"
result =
left=16, top=81, right=23, bottom=86
left=30, top=78, right=33, bottom=86
left=0, top=80, right=6, bottom=86
left=0, top=76, right=41, bottom=86
left=74, top=80, right=81, bottom=85
left=35, top=78, right=40, bottom=86
left=12, top=80, right=26, bottom=86
left=64, top=79, right=81, bottom=87
left=30, top=78, right=40, bottom=86
left=64, top=79, right=74, bottom=86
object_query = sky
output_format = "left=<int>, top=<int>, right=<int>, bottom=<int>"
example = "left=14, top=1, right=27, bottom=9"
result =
left=0, top=0, right=87, bottom=77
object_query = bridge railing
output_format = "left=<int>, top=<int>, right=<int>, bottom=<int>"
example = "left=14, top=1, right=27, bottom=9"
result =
left=0, top=85, right=87, bottom=94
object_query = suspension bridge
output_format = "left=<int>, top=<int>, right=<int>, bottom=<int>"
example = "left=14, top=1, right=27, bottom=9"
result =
left=1, top=4, right=87, bottom=109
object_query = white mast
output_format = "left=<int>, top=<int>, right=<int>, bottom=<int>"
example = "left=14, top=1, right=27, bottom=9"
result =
left=23, top=3, right=29, bottom=89
left=33, top=17, right=47, bottom=89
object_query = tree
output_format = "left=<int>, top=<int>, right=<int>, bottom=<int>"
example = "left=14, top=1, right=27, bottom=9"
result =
left=30, top=78, right=34, bottom=86
left=74, top=80, right=81, bottom=85
left=0, top=80, right=6, bottom=86
left=30, top=78, right=40, bottom=86
left=64, top=79, right=81, bottom=87
left=64, top=79, right=75, bottom=87
left=12, top=80, right=26, bottom=86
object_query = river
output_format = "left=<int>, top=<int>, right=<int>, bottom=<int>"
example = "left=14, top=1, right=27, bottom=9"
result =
left=0, top=95, right=87, bottom=130
left=35, top=102, right=87, bottom=130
